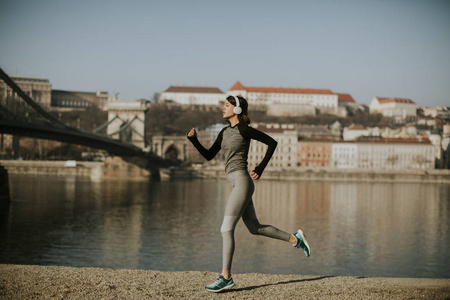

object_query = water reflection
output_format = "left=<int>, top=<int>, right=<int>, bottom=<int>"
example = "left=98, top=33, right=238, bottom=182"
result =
left=0, top=175, right=448, bottom=278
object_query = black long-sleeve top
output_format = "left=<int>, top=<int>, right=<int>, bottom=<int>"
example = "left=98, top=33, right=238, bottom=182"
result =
left=187, top=122, right=277, bottom=177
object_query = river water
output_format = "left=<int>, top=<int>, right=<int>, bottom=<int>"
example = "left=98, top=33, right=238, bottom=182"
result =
left=1, top=175, right=449, bottom=278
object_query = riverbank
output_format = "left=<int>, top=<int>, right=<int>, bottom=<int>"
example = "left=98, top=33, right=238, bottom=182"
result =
left=196, top=166, right=450, bottom=183
left=1, top=264, right=449, bottom=299
left=1, top=159, right=450, bottom=183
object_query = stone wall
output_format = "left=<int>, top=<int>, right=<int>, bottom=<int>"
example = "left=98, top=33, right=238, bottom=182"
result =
left=0, top=159, right=150, bottom=181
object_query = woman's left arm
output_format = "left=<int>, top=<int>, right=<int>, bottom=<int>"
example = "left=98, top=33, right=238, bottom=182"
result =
left=239, top=124, right=277, bottom=178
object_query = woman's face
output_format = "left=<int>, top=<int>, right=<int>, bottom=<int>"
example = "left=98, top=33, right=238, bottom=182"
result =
left=222, top=100, right=236, bottom=119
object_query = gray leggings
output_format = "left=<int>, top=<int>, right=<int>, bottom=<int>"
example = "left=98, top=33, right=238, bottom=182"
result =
left=221, top=170, right=291, bottom=271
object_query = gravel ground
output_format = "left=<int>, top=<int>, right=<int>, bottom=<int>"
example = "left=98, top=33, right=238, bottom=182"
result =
left=1, top=264, right=449, bottom=299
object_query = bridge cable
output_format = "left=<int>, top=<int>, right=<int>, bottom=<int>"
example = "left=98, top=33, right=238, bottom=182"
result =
left=0, top=67, right=69, bottom=129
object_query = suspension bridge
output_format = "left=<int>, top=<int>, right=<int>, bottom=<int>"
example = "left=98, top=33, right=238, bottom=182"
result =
left=0, top=67, right=168, bottom=180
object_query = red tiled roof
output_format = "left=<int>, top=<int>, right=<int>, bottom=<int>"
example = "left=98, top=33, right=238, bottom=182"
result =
left=229, top=81, right=245, bottom=90
left=164, top=86, right=224, bottom=94
left=336, top=93, right=355, bottom=103
left=229, top=81, right=335, bottom=95
left=378, top=98, right=415, bottom=104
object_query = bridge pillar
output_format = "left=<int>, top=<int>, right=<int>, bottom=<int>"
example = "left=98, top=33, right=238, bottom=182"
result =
left=151, top=135, right=190, bottom=165
left=106, top=100, right=149, bottom=150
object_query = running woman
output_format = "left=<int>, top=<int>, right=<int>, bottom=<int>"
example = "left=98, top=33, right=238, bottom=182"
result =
left=187, top=95, right=310, bottom=293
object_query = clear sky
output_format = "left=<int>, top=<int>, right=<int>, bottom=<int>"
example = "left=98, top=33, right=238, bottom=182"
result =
left=1, top=0, right=449, bottom=106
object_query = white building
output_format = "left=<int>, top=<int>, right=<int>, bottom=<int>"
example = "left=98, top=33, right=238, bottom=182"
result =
left=369, top=97, right=417, bottom=122
left=422, top=106, right=450, bottom=119
left=343, top=124, right=370, bottom=141
left=428, top=129, right=442, bottom=160
left=337, top=93, right=357, bottom=108
left=228, top=81, right=342, bottom=115
left=159, top=86, right=225, bottom=106
left=442, top=124, right=450, bottom=156
left=332, top=142, right=358, bottom=168
left=0, top=75, right=52, bottom=108
left=249, top=124, right=298, bottom=169
left=332, top=137, right=435, bottom=170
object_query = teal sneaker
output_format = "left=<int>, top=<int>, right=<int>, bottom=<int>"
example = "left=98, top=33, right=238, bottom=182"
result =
left=293, top=229, right=311, bottom=257
left=205, top=275, right=235, bottom=293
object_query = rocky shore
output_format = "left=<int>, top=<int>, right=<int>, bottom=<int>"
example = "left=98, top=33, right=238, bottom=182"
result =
left=1, top=264, right=449, bottom=299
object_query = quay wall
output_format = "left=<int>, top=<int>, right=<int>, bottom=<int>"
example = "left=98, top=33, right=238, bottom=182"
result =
left=1, top=160, right=450, bottom=183
left=196, top=167, right=450, bottom=183
left=0, top=157, right=150, bottom=181
left=0, top=160, right=102, bottom=178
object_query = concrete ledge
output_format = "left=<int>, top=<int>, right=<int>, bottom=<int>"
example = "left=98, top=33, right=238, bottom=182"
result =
left=197, top=167, right=450, bottom=183
left=0, top=160, right=103, bottom=178
left=0, top=159, right=150, bottom=181
left=1, top=264, right=449, bottom=299
left=2, top=160, right=450, bottom=183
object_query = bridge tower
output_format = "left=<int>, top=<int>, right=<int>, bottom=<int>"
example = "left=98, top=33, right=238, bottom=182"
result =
left=106, top=100, right=149, bottom=149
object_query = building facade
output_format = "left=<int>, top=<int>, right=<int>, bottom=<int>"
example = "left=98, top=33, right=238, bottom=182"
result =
left=182, top=122, right=437, bottom=171
left=332, top=142, right=358, bottom=169
left=297, top=138, right=334, bottom=167
left=248, top=124, right=298, bottom=169
left=0, top=75, right=52, bottom=108
left=159, top=86, right=225, bottom=106
left=343, top=124, right=370, bottom=141
left=227, top=81, right=342, bottom=115
left=51, top=90, right=109, bottom=110
left=369, top=97, right=417, bottom=122
left=332, top=137, right=434, bottom=170
left=336, top=93, right=356, bottom=107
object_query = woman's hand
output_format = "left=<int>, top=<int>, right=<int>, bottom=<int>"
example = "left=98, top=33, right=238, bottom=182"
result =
left=250, top=169, right=260, bottom=180
left=187, top=128, right=196, bottom=138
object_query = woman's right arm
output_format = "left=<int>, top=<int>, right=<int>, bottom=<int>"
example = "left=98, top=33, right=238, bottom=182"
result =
left=187, top=127, right=224, bottom=161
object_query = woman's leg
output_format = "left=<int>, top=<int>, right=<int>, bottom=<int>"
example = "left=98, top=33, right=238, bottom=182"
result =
left=220, top=171, right=254, bottom=278
left=242, top=198, right=311, bottom=256
left=242, top=199, right=292, bottom=242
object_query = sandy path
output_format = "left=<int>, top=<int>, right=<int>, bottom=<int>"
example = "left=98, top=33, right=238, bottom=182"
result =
left=1, top=264, right=449, bottom=299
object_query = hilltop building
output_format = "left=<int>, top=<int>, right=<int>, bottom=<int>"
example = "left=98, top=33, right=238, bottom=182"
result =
left=0, top=75, right=110, bottom=111
left=336, top=93, right=356, bottom=107
left=51, top=90, right=109, bottom=111
left=422, top=106, right=450, bottom=120
left=0, top=75, right=52, bottom=108
left=296, top=125, right=335, bottom=138
left=369, top=97, right=417, bottom=122
left=227, top=81, right=353, bottom=117
left=159, top=86, right=225, bottom=106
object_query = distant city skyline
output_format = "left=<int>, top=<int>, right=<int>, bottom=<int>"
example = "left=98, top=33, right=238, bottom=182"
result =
left=1, top=0, right=449, bottom=107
